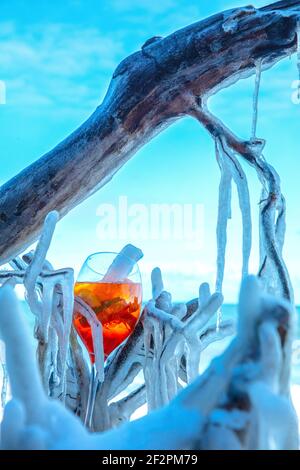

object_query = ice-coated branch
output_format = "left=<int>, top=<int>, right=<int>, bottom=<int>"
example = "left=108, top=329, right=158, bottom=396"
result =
left=146, top=301, right=184, bottom=331
left=141, top=269, right=232, bottom=411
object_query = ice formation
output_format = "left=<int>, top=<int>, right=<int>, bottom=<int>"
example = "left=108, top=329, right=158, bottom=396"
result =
left=0, top=211, right=234, bottom=436
left=251, top=60, right=262, bottom=142
left=0, top=274, right=297, bottom=450
left=297, top=20, right=300, bottom=100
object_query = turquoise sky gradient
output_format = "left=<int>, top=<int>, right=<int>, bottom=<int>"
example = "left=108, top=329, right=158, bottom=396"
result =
left=0, top=0, right=300, bottom=302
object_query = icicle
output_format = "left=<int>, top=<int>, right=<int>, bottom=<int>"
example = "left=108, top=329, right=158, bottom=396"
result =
left=49, top=327, right=59, bottom=387
left=275, top=196, right=286, bottom=256
left=151, top=267, right=164, bottom=300
left=165, top=358, right=178, bottom=402
left=215, top=139, right=232, bottom=329
left=1, top=362, right=8, bottom=409
left=258, top=187, right=268, bottom=275
left=198, top=282, right=211, bottom=311
left=221, top=139, right=252, bottom=279
left=142, top=319, right=155, bottom=410
left=40, top=281, right=55, bottom=356
left=143, top=313, right=164, bottom=410
left=59, top=271, right=74, bottom=399
left=297, top=20, right=300, bottom=100
left=214, top=137, right=252, bottom=330
left=251, top=59, right=262, bottom=141
left=24, top=211, right=59, bottom=342
left=74, top=297, right=104, bottom=383
left=215, top=139, right=232, bottom=294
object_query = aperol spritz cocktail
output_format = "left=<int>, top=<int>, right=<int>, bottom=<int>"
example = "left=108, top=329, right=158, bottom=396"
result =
left=73, top=251, right=142, bottom=429
left=73, top=280, right=142, bottom=361
left=73, top=251, right=142, bottom=361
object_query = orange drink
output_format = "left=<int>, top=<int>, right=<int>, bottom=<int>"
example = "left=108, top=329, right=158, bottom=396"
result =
left=74, top=281, right=142, bottom=361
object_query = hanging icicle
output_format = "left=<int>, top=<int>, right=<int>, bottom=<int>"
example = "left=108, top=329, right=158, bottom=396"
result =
left=215, top=138, right=232, bottom=330
left=220, top=137, right=252, bottom=280
left=214, top=137, right=252, bottom=330
left=297, top=20, right=300, bottom=100
left=251, top=59, right=262, bottom=141
left=1, top=362, right=8, bottom=409
left=215, top=138, right=232, bottom=295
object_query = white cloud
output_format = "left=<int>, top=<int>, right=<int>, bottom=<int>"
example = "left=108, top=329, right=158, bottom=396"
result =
left=0, top=22, right=124, bottom=108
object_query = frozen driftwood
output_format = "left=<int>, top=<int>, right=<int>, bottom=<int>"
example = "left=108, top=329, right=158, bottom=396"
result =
left=0, top=0, right=299, bottom=264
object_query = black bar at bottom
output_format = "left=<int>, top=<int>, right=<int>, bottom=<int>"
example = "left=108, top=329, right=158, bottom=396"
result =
left=0, top=450, right=297, bottom=466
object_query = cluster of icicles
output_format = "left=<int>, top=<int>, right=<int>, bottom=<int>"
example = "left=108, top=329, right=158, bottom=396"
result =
left=0, top=211, right=107, bottom=412
left=214, top=58, right=293, bottom=332
left=0, top=210, right=234, bottom=430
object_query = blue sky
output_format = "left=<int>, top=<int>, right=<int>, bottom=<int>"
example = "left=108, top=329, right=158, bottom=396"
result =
left=0, top=0, right=300, bottom=302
